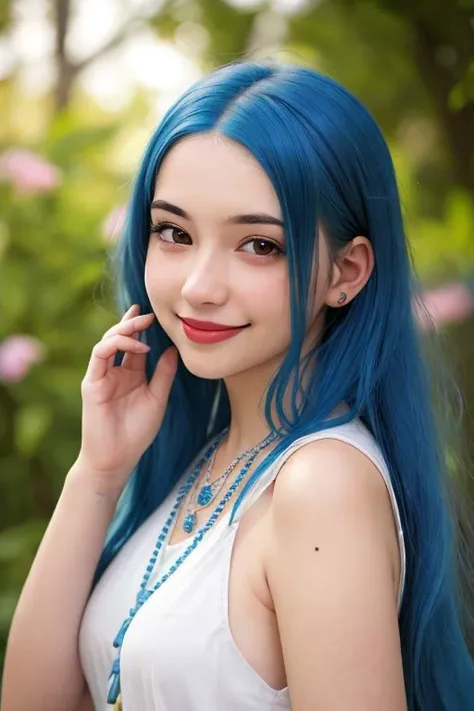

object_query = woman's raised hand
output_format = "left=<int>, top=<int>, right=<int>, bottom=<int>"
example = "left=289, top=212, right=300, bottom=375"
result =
left=77, top=304, right=178, bottom=495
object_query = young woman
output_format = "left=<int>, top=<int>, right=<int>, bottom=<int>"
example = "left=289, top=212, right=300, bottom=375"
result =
left=2, top=60, right=473, bottom=711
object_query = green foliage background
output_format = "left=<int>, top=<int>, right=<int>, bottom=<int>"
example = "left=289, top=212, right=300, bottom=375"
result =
left=0, top=0, right=473, bottom=674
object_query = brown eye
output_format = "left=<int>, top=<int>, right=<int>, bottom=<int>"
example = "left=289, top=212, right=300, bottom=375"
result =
left=150, top=222, right=192, bottom=245
left=240, top=238, right=283, bottom=257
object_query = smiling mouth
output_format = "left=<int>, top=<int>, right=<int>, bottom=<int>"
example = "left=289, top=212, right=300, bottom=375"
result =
left=178, top=317, right=250, bottom=344
left=178, top=317, right=250, bottom=331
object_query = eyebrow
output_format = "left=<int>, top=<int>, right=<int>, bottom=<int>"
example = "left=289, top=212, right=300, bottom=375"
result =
left=150, top=199, right=284, bottom=228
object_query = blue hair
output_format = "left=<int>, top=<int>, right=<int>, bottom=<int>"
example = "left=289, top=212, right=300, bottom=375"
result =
left=94, top=61, right=474, bottom=709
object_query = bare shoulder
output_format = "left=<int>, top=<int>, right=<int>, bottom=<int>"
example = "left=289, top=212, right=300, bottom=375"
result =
left=264, top=437, right=407, bottom=711
left=271, top=436, right=397, bottom=534
left=268, top=436, right=401, bottom=595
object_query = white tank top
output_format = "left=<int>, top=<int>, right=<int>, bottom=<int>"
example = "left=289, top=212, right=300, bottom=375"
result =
left=79, top=418, right=406, bottom=710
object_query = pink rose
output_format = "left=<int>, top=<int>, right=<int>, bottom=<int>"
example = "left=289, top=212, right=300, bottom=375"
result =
left=0, top=335, right=46, bottom=383
left=0, top=149, right=62, bottom=195
left=416, top=281, right=474, bottom=330
left=102, top=204, right=127, bottom=242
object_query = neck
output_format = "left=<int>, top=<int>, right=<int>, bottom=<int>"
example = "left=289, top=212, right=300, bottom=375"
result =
left=219, top=355, right=282, bottom=459
left=219, top=355, right=349, bottom=461
left=222, top=369, right=273, bottom=458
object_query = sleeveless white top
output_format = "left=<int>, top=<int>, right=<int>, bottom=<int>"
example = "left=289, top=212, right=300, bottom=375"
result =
left=79, top=418, right=406, bottom=710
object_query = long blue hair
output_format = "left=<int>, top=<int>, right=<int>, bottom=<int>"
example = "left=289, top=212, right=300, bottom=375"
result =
left=94, top=61, right=474, bottom=709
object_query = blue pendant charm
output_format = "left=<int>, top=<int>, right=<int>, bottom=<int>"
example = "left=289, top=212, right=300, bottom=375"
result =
left=197, top=484, right=213, bottom=506
left=107, top=659, right=121, bottom=704
left=183, top=512, right=196, bottom=533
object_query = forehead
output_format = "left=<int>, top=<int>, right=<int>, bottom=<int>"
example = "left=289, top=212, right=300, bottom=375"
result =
left=153, top=133, right=282, bottom=221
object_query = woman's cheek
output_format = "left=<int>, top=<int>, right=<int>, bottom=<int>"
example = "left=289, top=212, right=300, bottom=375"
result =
left=144, top=253, right=174, bottom=304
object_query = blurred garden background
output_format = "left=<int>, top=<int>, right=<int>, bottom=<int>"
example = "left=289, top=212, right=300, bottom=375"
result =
left=0, top=0, right=474, bottom=672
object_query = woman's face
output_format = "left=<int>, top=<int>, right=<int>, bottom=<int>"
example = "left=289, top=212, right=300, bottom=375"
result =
left=145, top=132, right=328, bottom=381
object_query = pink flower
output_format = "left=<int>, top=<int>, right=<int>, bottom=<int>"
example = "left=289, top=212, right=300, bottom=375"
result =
left=0, top=148, right=62, bottom=195
left=0, top=335, right=46, bottom=383
left=102, top=204, right=127, bottom=242
left=416, top=281, right=474, bottom=330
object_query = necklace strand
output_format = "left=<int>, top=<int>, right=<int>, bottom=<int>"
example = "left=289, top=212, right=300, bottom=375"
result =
left=107, top=429, right=277, bottom=706
left=183, top=433, right=276, bottom=533
left=183, top=448, right=219, bottom=529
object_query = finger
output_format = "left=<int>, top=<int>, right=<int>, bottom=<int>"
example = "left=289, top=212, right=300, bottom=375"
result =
left=112, top=314, right=154, bottom=369
left=148, top=347, right=178, bottom=412
left=105, top=312, right=153, bottom=368
left=109, top=328, right=140, bottom=368
left=121, top=304, right=139, bottom=321
left=121, top=334, right=149, bottom=370
left=102, top=313, right=154, bottom=342
left=106, top=305, right=139, bottom=367
left=85, top=335, right=150, bottom=383
left=117, top=304, right=137, bottom=323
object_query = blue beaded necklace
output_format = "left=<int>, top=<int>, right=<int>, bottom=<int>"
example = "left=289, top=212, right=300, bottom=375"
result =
left=182, top=432, right=276, bottom=534
left=107, top=428, right=277, bottom=707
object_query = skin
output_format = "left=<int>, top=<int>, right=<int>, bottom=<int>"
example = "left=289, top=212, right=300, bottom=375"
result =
left=144, top=132, right=407, bottom=710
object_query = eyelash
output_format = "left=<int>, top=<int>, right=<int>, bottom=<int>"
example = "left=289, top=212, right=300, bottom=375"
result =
left=149, top=221, right=285, bottom=259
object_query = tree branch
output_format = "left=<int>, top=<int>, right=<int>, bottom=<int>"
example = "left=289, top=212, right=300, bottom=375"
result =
left=52, top=0, right=149, bottom=113
left=53, top=0, right=74, bottom=111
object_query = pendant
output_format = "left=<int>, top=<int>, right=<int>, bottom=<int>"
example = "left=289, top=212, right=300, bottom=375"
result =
left=107, top=661, right=121, bottom=704
left=113, top=694, right=123, bottom=711
left=183, top=512, right=196, bottom=533
left=197, top=484, right=214, bottom=507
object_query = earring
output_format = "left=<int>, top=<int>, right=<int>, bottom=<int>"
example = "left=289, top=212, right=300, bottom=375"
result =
left=337, top=292, right=347, bottom=305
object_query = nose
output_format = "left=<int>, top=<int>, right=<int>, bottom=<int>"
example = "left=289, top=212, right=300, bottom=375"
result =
left=181, top=251, right=229, bottom=307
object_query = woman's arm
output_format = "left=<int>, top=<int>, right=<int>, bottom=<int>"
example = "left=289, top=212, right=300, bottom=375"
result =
left=266, top=438, right=407, bottom=711
left=1, top=461, right=120, bottom=711
left=75, top=687, right=94, bottom=711
left=1, top=306, right=177, bottom=711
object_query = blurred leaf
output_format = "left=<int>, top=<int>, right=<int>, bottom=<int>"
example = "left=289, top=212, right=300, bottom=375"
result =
left=0, top=526, right=37, bottom=563
left=15, top=404, right=52, bottom=456
left=0, top=259, right=30, bottom=329
left=0, top=592, right=18, bottom=628
left=449, top=61, right=474, bottom=112
left=0, top=219, right=9, bottom=259
left=0, top=519, right=47, bottom=575
left=46, top=124, right=119, bottom=167
left=0, top=519, right=48, bottom=634
left=0, top=0, right=12, bottom=32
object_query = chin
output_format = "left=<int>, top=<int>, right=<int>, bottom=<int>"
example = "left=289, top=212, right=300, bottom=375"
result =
left=176, top=342, right=286, bottom=384
left=178, top=350, right=246, bottom=380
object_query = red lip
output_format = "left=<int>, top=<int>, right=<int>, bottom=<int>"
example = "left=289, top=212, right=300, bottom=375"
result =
left=179, top=317, right=248, bottom=331
left=178, top=317, right=249, bottom=344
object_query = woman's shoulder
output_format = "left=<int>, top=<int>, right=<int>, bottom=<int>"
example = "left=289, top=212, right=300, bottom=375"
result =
left=271, top=418, right=398, bottom=536
left=275, top=417, right=389, bottom=479
left=273, top=424, right=391, bottom=518
left=267, top=418, right=406, bottom=610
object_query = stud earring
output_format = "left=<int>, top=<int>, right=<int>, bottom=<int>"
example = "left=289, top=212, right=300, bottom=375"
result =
left=337, top=292, right=347, bottom=305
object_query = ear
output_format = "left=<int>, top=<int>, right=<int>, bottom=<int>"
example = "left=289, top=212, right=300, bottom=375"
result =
left=325, top=236, right=374, bottom=307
